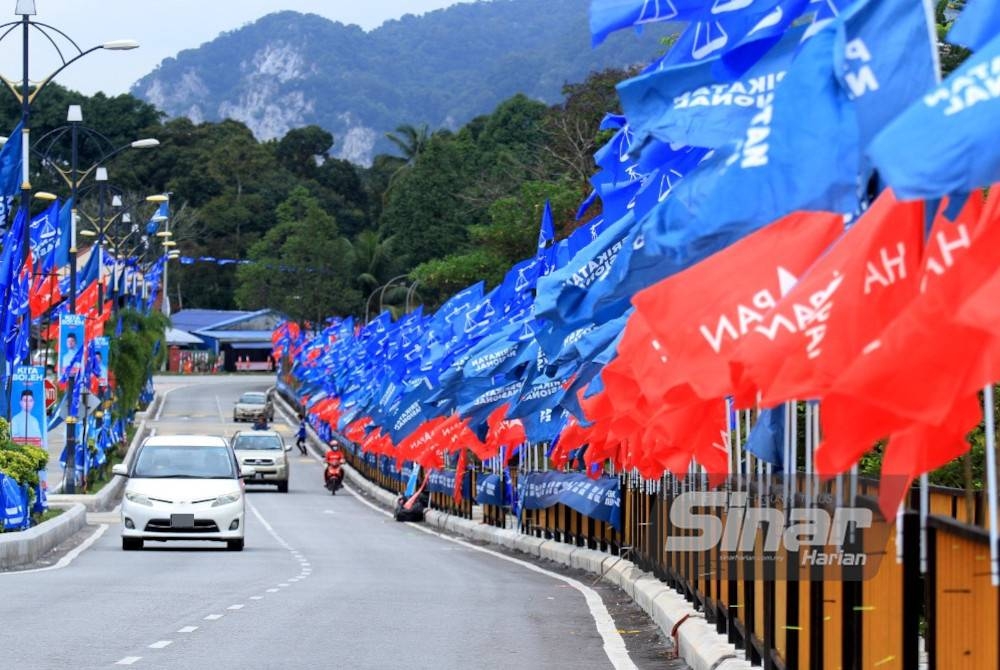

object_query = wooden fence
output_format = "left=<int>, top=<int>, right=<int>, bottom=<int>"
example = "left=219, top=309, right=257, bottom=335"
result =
left=347, top=450, right=999, bottom=669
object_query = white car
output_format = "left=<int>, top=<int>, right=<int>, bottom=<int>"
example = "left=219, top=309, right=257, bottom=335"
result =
left=113, top=434, right=252, bottom=552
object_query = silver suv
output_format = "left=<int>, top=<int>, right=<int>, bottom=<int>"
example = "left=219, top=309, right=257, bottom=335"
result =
left=231, top=430, right=290, bottom=492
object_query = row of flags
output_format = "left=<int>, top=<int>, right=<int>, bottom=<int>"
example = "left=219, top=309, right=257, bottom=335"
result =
left=280, top=0, right=1000, bottom=518
left=0, top=126, right=169, bottom=387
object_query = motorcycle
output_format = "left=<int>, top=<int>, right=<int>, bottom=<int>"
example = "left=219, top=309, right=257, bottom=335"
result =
left=324, top=462, right=344, bottom=495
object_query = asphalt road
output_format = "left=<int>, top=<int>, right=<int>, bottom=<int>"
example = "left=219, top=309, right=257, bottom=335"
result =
left=0, top=375, right=678, bottom=670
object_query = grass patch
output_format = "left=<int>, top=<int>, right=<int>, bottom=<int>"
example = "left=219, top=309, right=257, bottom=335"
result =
left=81, top=449, right=126, bottom=496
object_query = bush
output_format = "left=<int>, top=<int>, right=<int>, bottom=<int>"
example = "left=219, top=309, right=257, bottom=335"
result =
left=0, top=418, right=48, bottom=488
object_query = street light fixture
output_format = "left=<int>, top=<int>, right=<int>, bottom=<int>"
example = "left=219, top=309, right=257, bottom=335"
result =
left=33, top=106, right=157, bottom=495
left=0, top=0, right=142, bottom=287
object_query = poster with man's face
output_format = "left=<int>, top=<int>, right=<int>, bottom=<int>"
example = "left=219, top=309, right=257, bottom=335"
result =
left=11, top=366, right=46, bottom=449
left=93, top=336, right=110, bottom=386
left=58, top=314, right=86, bottom=379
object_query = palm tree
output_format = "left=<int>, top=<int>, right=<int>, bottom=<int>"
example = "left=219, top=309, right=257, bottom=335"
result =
left=383, top=124, right=432, bottom=204
left=385, top=123, right=431, bottom=164
left=351, top=229, right=393, bottom=294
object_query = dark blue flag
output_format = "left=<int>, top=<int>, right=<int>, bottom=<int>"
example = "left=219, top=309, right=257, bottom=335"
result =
left=0, top=121, right=23, bottom=198
left=744, top=404, right=786, bottom=469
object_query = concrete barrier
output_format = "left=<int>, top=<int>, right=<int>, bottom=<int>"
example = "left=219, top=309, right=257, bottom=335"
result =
left=0, top=396, right=158, bottom=571
left=0, top=503, right=87, bottom=570
left=275, top=390, right=753, bottom=670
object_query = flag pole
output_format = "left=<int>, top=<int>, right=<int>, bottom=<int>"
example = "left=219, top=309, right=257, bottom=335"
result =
left=982, top=384, right=999, bottom=586
left=919, top=473, right=929, bottom=574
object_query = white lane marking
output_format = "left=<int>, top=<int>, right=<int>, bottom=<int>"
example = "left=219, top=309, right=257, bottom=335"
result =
left=149, top=641, right=172, bottom=649
left=249, top=596, right=263, bottom=601
left=154, top=384, right=190, bottom=421
left=345, top=486, right=637, bottom=670
left=277, top=583, right=289, bottom=588
left=215, top=395, right=226, bottom=423
left=0, top=524, right=108, bottom=576
left=266, top=588, right=278, bottom=593
left=116, top=657, right=141, bottom=665
left=227, top=604, right=244, bottom=610
left=203, top=614, right=223, bottom=621
left=177, top=626, right=198, bottom=633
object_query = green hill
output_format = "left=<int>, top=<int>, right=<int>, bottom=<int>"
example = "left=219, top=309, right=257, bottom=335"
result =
left=131, top=0, right=675, bottom=164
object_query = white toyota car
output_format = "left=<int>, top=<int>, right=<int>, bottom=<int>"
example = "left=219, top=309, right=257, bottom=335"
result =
left=114, top=434, right=252, bottom=551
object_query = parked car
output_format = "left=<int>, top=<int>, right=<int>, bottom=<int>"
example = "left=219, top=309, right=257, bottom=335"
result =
left=113, top=434, right=250, bottom=551
left=232, top=429, right=291, bottom=493
left=233, top=390, right=274, bottom=422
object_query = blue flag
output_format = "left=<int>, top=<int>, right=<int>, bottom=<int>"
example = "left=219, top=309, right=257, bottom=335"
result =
left=661, top=0, right=811, bottom=70
left=744, top=404, right=786, bottom=469
left=579, top=0, right=936, bottom=323
left=618, top=24, right=806, bottom=150
left=868, top=31, right=1000, bottom=200
left=0, top=121, right=23, bottom=198
left=537, top=200, right=555, bottom=252
left=948, top=0, right=1000, bottom=52
left=28, top=199, right=61, bottom=270
left=589, top=0, right=793, bottom=48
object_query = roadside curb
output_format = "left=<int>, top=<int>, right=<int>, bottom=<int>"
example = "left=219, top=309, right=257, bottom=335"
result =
left=0, top=503, right=87, bottom=570
left=0, top=395, right=159, bottom=570
left=47, top=404, right=153, bottom=513
left=340, top=463, right=750, bottom=670
left=276, top=390, right=751, bottom=670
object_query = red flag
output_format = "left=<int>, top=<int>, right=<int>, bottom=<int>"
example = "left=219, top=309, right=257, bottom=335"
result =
left=821, top=192, right=994, bottom=430
left=484, top=404, right=525, bottom=462
left=76, top=280, right=102, bottom=316
left=30, top=271, right=62, bottom=319
left=877, top=401, right=980, bottom=519
left=632, top=211, right=843, bottom=401
left=729, top=191, right=925, bottom=407
left=815, top=191, right=995, bottom=478
left=395, top=416, right=446, bottom=469
left=453, top=447, right=467, bottom=503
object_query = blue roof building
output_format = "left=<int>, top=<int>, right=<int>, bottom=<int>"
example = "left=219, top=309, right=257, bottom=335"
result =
left=169, top=308, right=284, bottom=372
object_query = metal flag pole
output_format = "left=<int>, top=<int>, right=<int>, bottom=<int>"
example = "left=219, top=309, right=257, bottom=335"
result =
left=983, top=385, right=999, bottom=586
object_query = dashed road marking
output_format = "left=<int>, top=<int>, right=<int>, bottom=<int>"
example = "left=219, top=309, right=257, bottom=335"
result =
left=115, top=657, right=141, bottom=665
left=149, top=641, right=172, bottom=649
left=204, top=614, right=223, bottom=621
left=177, top=626, right=198, bottom=633
left=227, top=604, right=244, bottom=610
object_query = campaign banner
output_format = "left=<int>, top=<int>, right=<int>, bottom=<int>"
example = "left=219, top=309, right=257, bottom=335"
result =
left=518, top=472, right=622, bottom=531
left=475, top=473, right=506, bottom=506
left=427, top=469, right=471, bottom=500
left=361, top=451, right=378, bottom=468
left=0, top=474, right=29, bottom=531
left=93, top=336, right=110, bottom=386
left=58, top=314, right=85, bottom=379
left=11, top=365, right=46, bottom=449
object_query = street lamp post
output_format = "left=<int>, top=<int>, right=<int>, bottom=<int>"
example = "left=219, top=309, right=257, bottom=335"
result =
left=34, top=106, right=157, bottom=494
left=378, top=274, right=411, bottom=316
left=0, top=0, right=139, bottom=375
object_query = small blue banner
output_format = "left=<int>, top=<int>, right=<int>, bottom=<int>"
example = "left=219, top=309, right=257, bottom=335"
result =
left=427, top=469, right=471, bottom=500
left=475, top=473, right=506, bottom=506
left=518, top=472, right=621, bottom=531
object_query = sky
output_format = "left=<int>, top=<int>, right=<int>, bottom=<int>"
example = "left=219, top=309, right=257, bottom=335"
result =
left=0, top=1, right=475, bottom=96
